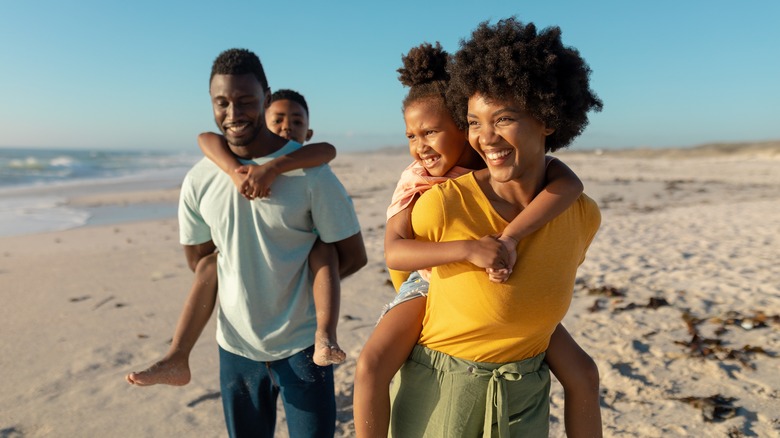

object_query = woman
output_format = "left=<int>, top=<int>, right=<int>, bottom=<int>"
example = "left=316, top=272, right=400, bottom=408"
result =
left=389, top=18, right=604, bottom=437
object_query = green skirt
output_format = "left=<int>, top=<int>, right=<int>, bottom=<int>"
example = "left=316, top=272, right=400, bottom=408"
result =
left=390, top=345, right=550, bottom=437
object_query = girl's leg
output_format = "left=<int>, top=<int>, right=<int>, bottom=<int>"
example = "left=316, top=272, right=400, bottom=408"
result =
left=546, top=324, right=603, bottom=438
left=309, top=239, right=346, bottom=366
left=354, top=297, right=426, bottom=438
left=126, top=253, right=218, bottom=386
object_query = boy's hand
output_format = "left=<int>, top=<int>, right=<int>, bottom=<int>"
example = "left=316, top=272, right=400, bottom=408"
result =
left=487, top=235, right=518, bottom=283
left=228, top=169, right=252, bottom=200
left=465, top=235, right=509, bottom=270
left=235, top=163, right=279, bottom=199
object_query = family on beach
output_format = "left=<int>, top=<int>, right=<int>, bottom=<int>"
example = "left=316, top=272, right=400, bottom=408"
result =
left=126, top=17, right=604, bottom=438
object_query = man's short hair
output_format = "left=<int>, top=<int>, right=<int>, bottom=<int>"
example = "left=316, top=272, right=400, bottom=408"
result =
left=210, top=48, right=268, bottom=90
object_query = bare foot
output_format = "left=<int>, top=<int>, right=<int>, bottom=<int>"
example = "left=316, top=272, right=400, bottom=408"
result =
left=313, top=331, right=346, bottom=366
left=126, top=355, right=191, bottom=386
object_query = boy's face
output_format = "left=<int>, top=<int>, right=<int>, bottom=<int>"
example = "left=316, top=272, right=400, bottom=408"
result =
left=265, top=99, right=313, bottom=144
left=466, top=93, right=553, bottom=183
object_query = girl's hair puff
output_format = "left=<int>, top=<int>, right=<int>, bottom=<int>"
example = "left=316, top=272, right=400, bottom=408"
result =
left=397, top=42, right=466, bottom=130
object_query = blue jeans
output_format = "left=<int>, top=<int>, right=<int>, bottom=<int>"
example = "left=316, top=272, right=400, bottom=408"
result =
left=219, top=345, right=336, bottom=438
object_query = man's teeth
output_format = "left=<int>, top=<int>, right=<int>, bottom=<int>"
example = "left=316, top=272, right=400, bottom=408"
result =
left=486, top=150, right=511, bottom=160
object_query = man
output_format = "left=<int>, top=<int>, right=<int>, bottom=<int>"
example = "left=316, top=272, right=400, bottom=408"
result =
left=178, top=48, right=366, bottom=437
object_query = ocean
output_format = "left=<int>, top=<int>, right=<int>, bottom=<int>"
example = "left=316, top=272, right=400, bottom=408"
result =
left=0, top=148, right=201, bottom=237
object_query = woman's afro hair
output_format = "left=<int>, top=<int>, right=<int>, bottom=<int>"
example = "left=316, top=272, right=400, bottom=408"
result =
left=397, top=42, right=466, bottom=130
left=450, top=17, right=603, bottom=152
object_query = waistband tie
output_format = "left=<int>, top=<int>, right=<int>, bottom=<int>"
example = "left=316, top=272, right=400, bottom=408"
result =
left=469, top=365, right=523, bottom=438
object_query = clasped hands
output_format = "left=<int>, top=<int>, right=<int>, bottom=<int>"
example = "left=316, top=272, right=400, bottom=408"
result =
left=466, top=235, right=518, bottom=283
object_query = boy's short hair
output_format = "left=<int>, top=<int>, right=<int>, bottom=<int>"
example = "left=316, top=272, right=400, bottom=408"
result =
left=210, top=48, right=268, bottom=90
left=450, top=17, right=603, bottom=152
left=271, top=89, right=309, bottom=117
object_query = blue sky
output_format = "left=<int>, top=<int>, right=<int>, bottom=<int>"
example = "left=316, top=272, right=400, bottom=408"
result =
left=1, top=0, right=779, bottom=153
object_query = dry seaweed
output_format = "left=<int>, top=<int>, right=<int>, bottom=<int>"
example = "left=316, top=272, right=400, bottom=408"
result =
left=674, top=394, right=739, bottom=422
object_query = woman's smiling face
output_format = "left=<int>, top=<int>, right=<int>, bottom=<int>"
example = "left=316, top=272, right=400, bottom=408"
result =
left=466, top=93, right=553, bottom=183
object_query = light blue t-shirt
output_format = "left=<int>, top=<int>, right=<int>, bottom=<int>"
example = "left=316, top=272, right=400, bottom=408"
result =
left=178, top=141, right=361, bottom=361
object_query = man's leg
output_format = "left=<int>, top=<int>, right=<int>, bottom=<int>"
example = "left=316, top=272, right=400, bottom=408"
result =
left=271, top=345, right=336, bottom=437
left=219, top=346, right=278, bottom=438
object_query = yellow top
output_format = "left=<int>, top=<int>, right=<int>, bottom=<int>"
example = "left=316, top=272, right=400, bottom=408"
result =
left=413, top=173, right=601, bottom=363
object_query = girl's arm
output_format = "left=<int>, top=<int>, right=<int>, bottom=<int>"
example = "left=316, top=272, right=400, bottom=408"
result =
left=384, top=199, right=509, bottom=272
left=489, top=156, right=583, bottom=282
left=197, top=132, right=337, bottom=199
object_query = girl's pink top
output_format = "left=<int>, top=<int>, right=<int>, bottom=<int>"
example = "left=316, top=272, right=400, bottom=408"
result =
left=386, top=160, right=471, bottom=221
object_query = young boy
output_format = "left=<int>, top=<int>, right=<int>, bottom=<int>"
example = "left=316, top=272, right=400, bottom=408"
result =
left=126, top=89, right=345, bottom=387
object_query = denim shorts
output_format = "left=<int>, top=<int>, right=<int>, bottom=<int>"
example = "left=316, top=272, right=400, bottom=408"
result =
left=379, top=270, right=429, bottom=321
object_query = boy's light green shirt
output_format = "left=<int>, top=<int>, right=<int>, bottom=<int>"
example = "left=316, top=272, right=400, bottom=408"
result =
left=178, top=141, right=360, bottom=361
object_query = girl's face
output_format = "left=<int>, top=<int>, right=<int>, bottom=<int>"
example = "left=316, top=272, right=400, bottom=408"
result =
left=403, top=99, right=471, bottom=177
left=466, top=93, right=553, bottom=183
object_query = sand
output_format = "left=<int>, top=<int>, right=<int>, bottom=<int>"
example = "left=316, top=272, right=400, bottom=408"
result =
left=1, top=143, right=778, bottom=437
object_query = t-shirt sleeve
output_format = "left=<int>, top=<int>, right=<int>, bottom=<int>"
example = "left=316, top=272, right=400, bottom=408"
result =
left=410, top=184, right=448, bottom=243
left=178, top=174, right=212, bottom=245
left=577, top=195, right=602, bottom=265
left=309, top=166, right=361, bottom=243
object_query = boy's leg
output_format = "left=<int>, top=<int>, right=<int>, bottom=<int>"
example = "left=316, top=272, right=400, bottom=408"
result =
left=219, top=346, right=278, bottom=438
left=354, top=296, right=426, bottom=438
left=273, top=345, right=336, bottom=438
left=126, top=253, right=218, bottom=386
left=308, top=239, right=345, bottom=366
left=545, top=324, right=603, bottom=438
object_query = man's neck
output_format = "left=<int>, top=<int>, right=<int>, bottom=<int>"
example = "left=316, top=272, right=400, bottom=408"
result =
left=229, top=130, right=288, bottom=159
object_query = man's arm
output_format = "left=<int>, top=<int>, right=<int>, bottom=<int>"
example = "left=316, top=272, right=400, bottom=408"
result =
left=183, top=241, right=217, bottom=272
left=332, top=231, right=367, bottom=279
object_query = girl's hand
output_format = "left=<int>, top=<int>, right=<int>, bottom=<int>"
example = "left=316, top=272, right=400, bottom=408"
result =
left=465, top=235, right=509, bottom=270
left=487, top=235, right=518, bottom=283
left=235, top=163, right=279, bottom=199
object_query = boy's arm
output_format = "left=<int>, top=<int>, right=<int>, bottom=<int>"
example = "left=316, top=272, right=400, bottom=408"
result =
left=490, top=156, right=583, bottom=282
left=384, top=201, right=509, bottom=272
left=198, top=132, right=248, bottom=196
left=240, top=142, right=336, bottom=198
left=198, top=132, right=336, bottom=199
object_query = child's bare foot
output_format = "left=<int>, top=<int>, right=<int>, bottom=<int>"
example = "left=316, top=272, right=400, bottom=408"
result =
left=126, top=355, right=191, bottom=386
left=313, top=331, right=346, bottom=366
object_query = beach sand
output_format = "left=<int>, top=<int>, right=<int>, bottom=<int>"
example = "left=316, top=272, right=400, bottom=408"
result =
left=1, top=143, right=779, bottom=437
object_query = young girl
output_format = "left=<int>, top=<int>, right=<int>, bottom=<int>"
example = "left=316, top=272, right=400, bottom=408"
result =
left=126, top=90, right=344, bottom=386
left=353, top=42, right=602, bottom=437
